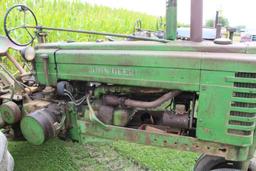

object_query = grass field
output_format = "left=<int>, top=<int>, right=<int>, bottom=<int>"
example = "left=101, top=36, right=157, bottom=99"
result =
left=1, top=0, right=199, bottom=170
left=9, top=138, right=199, bottom=171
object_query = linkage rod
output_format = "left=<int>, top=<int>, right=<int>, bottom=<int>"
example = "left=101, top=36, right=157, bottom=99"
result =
left=25, top=26, right=170, bottom=43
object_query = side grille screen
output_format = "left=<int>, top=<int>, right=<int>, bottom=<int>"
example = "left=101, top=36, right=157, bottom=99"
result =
left=228, top=72, right=256, bottom=136
left=252, top=35, right=256, bottom=41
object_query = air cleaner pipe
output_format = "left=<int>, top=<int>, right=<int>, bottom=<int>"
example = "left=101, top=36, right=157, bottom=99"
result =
left=166, top=0, right=177, bottom=40
left=190, top=0, right=203, bottom=42
left=103, top=91, right=181, bottom=109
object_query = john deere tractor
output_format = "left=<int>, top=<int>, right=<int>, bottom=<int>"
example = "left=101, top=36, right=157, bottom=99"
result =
left=1, top=1, right=256, bottom=170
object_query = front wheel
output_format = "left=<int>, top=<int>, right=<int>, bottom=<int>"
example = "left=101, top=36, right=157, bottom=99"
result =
left=194, top=154, right=256, bottom=171
left=0, top=132, right=14, bottom=171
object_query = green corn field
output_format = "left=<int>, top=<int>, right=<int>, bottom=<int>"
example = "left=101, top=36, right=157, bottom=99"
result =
left=0, top=0, right=199, bottom=170
left=0, top=0, right=159, bottom=72
left=0, top=0, right=159, bottom=42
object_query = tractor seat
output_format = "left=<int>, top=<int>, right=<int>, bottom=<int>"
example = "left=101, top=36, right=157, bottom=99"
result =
left=0, top=35, right=25, bottom=56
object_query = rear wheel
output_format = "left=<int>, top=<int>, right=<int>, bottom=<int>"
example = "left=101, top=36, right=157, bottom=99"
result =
left=0, top=132, right=14, bottom=171
left=249, top=157, right=256, bottom=171
left=194, top=154, right=256, bottom=171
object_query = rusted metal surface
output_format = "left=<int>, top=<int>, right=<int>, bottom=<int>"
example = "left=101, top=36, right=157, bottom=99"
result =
left=29, top=108, right=56, bottom=138
left=216, top=24, right=222, bottom=39
left=215, top=11, right=220, bottom=28
left=36, top=32, right=47, bottom=44
left=215, top=10, right=221, bottom=39
left=129, top=88, right=165, bottom=94
left=97, top=105, right=114, bottom=124
left=175, top=104, right=187, bottom=115
left=6, top=53, right=26, bottom=75
left=190, top=0, right=203, bottom=42
left=140, top=125, right=166, bottom=134
left=83, top=122, right=249, bottom=161
left=42, top=86, right=55, bottom=100
left=161, top=112, right=189, bottom=129
left=22, top=100, right=50, bottom=114
left=0, top=101, right=21, bottom=124
left=102, top=95, right=120, bottom=107
left=103, top=91, right=180, bottom=109
left=0, top=116, right=5, bottom=128
left=125, top=91, right=180, bottom=109
left=21, top=104, right=62, bottom=145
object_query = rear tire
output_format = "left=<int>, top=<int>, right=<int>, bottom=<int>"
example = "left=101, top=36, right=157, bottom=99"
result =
left=194, top=154, right=255, bottom=171
left=249, top=157, right=256, bottom=171
left=0, top=132, right=14, bottom=171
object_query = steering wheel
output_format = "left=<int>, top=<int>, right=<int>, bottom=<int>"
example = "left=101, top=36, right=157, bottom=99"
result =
left=4, top=4, right=38, bottom=46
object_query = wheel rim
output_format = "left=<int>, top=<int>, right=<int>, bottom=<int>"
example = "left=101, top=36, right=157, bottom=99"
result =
left=4, top=4, right=38, bottom=46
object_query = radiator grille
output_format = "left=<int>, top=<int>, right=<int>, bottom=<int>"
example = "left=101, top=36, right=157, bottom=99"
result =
left=228, top=129, right=251, bottom=136
left=235, top=72, right=256, bottom=78
left=233, top=92, right=256, bottom=98
left=252, top=35, right=256, bottom=41
left=231, top=102, right=256, bottom=108
left=228, top=72, right=256, bottom=136
left=234, top=83, right=256, bottom=88
left=230, top=111, right=256, bottom=118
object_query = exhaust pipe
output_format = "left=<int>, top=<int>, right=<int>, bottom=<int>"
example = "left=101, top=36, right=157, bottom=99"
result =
left=190, top=0, right=203, bottom=42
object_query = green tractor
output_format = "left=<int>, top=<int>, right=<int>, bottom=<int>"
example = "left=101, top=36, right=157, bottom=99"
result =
left=1, top=1, right=256, bottom=170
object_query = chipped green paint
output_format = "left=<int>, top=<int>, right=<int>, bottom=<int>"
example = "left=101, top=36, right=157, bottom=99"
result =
left=67, top=103, right=82, bottom=142
left=35, top=40, right=256, bottom=164
left=81, top=120, right=250, bottom=161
